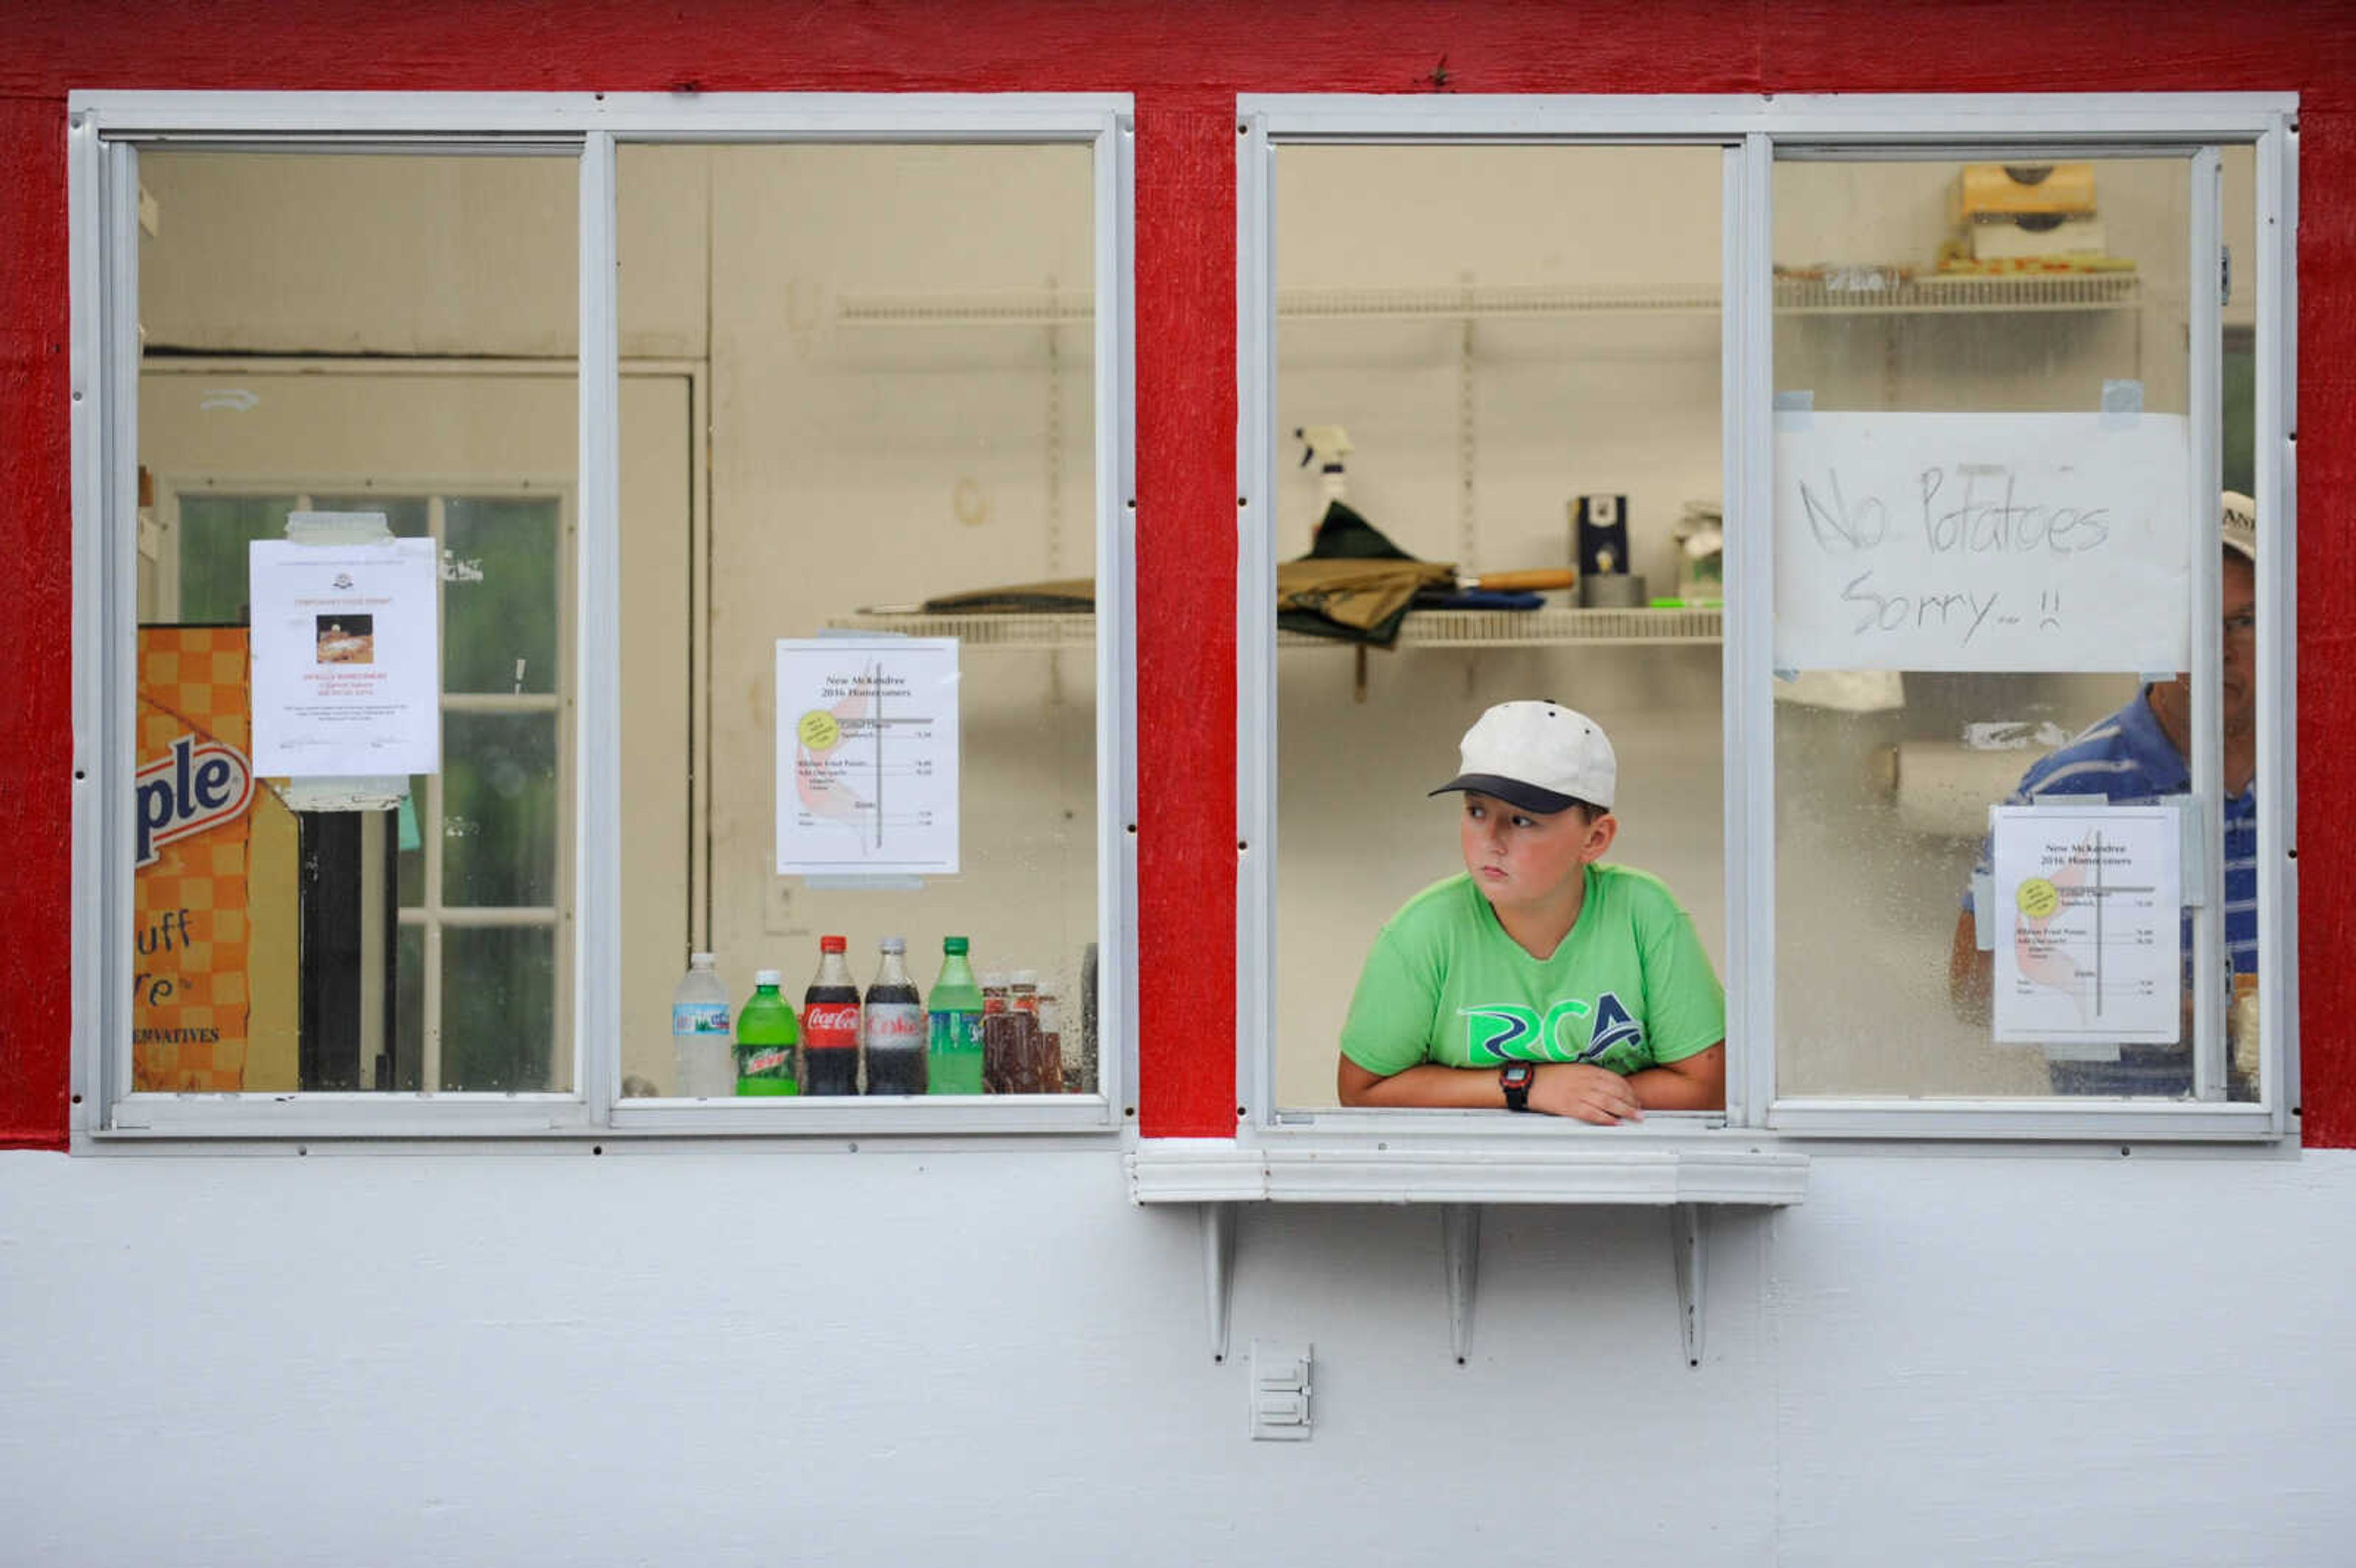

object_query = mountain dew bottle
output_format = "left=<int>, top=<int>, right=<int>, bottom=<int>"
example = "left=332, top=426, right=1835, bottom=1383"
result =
left=734, top=969, right=799, bottom=1096
left=927, top=937, right=985, bottom=1094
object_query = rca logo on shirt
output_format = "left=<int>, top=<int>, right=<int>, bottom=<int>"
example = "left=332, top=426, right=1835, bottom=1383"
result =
left=1461, top=993, right=1642, bottom=1064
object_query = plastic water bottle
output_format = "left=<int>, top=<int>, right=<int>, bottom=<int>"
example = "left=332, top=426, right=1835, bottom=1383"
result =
left=735, top=969, right=799, bottom=1096
left=671, top=952, right=734, bottom=1098
left=927, top=937, right=985, bottom=1094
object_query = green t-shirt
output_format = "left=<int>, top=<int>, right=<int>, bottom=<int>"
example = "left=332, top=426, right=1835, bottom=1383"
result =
left=1339, top=865, right=1725, bottom=1078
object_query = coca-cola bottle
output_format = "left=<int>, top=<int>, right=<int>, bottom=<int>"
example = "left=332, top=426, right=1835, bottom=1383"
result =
left=801, top=935, right=861, bottom=1095
left=862, top=936, right=926, bottom=1096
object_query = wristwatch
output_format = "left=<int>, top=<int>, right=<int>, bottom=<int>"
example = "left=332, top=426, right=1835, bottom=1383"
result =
left=1499, top=1061, right=1536, bottom=1112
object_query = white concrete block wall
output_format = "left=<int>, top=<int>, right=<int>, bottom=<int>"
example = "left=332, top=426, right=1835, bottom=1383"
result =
left=3, top=1148, right=2350, bottom=1566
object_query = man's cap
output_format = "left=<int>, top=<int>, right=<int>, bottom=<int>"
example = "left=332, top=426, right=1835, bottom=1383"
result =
left=1430, top=699, right=1616, bottom=814
left=2221, top=490, right=2257, bottom=564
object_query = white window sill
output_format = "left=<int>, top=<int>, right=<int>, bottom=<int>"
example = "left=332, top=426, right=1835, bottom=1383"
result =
left=87, top=1092, right=1121, bottom=1143
left=1125, top=1136, right=1809, bottom=1207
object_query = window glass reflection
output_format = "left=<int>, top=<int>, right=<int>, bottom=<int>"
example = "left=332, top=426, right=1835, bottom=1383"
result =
left=614, top=142, right=1101, bottom=1099
left=133, top=148, right=577, bottom=1094
left=1269, top=145, right=1726, bottom=1112
left=1771, top=154, right=2257, bottom=1101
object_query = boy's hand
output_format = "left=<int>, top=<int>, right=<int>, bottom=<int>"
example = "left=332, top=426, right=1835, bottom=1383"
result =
left=1530, top=1063, right=1644, bottom=1124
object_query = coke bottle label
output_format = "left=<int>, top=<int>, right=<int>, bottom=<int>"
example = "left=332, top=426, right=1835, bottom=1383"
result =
left=803, top=1001, right=860, bottom=1048
left=866, top=1005, right=925, bottom=1050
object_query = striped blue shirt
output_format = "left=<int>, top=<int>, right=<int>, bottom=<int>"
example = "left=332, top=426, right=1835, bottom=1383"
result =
left=1966, top=691, right=2257, bottom=1095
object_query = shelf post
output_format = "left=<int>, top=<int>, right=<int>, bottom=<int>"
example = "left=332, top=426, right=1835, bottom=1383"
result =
left=1442, top=1202, right=1480, bottom=1364
left=1672, top=1202, right=1705, bottom=1368
left=1203, top=1201, right=1236, bottom=1362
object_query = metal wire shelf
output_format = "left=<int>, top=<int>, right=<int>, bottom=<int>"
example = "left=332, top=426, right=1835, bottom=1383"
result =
left=826, top=606, right=1722, bottom=648
left=834, top=273, right=2140, bottom=328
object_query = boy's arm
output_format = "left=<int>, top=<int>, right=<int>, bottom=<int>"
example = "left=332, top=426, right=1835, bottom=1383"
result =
left=1631, top=888, right=1727, bottom=1111
left=1338, top=1054, right=1648, bottom=1124
left=1625, top=1042, right=1723, bottom=1111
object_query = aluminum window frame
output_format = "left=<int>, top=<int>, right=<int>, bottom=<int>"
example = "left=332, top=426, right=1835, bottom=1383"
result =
left=69, top=91, right=1138, bottom=1143
left=1236, top=92, right=2298, bottom=1150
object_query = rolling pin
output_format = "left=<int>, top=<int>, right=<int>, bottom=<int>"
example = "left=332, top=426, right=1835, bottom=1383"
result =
left=1453, top=567, right=1579, bottom=592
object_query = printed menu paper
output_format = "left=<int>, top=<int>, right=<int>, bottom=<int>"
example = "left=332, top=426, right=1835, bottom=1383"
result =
left=776, top=638, right=960, bottom=876
left=1990, top=804, right=2181, bottom=1044
left=250, top=538, right=441, bottom=777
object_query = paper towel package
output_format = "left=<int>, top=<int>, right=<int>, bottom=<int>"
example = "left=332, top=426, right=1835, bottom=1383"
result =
left=1890, top=740, right=2042, bottom=840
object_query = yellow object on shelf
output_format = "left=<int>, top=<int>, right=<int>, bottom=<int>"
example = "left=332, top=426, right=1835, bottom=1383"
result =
left=1933, top=239, right=2136, bottom=276
left=1953, top=161, right=2098, bottom=222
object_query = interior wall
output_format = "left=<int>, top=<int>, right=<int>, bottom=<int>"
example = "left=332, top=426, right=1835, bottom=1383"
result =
left=683, top=143, right=1101, bottom=1042
left=5, top=1146, right=2349, bottom=1567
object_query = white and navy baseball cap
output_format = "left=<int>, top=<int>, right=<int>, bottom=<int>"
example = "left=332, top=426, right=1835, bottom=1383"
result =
left=2221, top=490, right=2257, bottom=563
left=1430, top=699, right=1617, bottom=815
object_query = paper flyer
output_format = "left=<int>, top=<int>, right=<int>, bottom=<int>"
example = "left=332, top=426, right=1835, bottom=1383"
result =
left=776, top=637, right=960, bottom=876
left=1990, top=804, right=2182, bottom=1045
left=249, top=537, right=441, bottom=777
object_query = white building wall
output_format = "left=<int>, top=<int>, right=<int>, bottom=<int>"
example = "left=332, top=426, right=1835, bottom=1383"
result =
left=3, top=1147, right=2349, bottom=1566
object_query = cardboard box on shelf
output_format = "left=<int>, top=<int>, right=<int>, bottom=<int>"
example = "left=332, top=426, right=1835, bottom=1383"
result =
left=1969, top=212, right=2108, bottom=261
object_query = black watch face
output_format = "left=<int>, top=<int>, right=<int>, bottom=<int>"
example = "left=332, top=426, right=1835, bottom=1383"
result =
left=1502, top=1064, right=1534, bottom=1088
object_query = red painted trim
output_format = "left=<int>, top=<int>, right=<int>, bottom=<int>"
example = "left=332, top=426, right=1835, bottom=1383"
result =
left=0, top=98, right=72, bottom=1151
left=1134, top=96, right=1241, bottom=1137
left=2293, top=109, right=2356, bottom=1148
left=1, top=1, right=2351, bottom=1146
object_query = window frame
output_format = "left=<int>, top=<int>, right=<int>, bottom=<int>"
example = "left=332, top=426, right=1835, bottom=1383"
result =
left=70, top=91, right=1138, bottom=1142
left=1234, top=93, right=2298, bottom=1153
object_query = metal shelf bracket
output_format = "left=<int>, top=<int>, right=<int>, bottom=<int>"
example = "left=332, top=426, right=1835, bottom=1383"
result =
left=1203, top=1201, right=1236, bottom=1362
left=1673, top=1202, right=1706, bottom=1367
left=1443, top=1202, right=1479, bottom=1364
left=1434, top=1201, right=1708, bottom=1369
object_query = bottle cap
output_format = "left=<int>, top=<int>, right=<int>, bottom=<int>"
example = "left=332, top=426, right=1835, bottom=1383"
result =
left=943, top=936, right=969, bottom=954
left=820, top=934, right=847, bottom=952
left=754, top=968, right=782, bottom=986
left=878, top=936, right=906, bottom=952
left=690, top=951, right=716, bottom=966
left=982, top=971, right=1008, bottom=988
left=1011, top=969, right=1038, bottom=986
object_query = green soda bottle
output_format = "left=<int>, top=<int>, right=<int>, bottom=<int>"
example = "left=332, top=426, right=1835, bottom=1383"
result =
left=926, top=937, right=986, bottom=1094
left=734, top=969, right=799, bottom=1096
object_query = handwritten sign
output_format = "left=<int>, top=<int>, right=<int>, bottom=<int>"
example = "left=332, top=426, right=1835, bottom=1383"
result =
left=1774, top=412, right=2190, bottom=672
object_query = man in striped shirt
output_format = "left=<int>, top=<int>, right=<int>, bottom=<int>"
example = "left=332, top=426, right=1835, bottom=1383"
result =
left=1948, top=493, right=2258, bottom=1097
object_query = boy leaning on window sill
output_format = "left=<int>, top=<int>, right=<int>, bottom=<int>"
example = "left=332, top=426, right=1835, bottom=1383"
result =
left=1336, top=699, right=1727, bottom=1124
